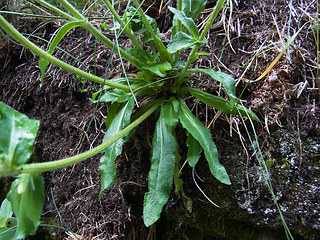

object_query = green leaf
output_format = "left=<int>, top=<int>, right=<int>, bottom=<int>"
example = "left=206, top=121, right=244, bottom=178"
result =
left=186, top=132, right=202, bottom=167
left=185, top=87, right=234, bottom=113
left=185, top=88, right=259, bottom=121
left=124, top=48, right=152, bottom=65
left=0, top=221, right=16, bottom=240
left=0, top=199, right=15, bottom=240
left=0, top=102, right=40, bottom=168
left=143, top=105, right=176, bottom=227
left=169, top=7, right=199, bottom=37
left=187, top=69, right=237, bottom=102
left=182, top=0, right=207, bottom=20
left=39, top=20, right=85, bottom=84
left=131, top=98, right=163, bottom=122
left=178, top=100, right=231, bottom=185
left=0, top=199, right=12, bottom=221
left=167, top=32, right=195, bottom=53
left=125, top=7, right=156, bottom=36
left=91, top=89, right=131, bottom=103
left=142, top=62, right=172, bottom=77
left=162, top=98, right=179, bottom=128
left=173, top=148, right=193, bottom=213
left=91, top=78, right=136, bottom=100
left=105, top=102, right=121, bottom=129
left=197, top=52, right=211, bottom=56
left=0, top=216, right=7, bottom=229
left=7, top=174, right=44, bottom=239
left=99, top=98, right=135, bottom=198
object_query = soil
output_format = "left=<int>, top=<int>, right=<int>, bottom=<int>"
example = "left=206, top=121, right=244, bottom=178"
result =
left=0, top=0, right=319, bottom=239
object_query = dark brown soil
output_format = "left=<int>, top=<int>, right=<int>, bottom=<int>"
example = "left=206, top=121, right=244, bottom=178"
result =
left=0, top=0, right=319, bottom=239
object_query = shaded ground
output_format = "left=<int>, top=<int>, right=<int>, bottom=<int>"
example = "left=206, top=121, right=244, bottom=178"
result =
left=0, top=0, right=319, bottom=239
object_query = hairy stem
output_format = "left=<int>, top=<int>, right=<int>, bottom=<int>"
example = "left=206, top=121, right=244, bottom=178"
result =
left=0, top=101, right=161, bottom=177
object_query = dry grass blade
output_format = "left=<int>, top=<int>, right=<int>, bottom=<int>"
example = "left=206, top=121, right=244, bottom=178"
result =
left=254, top=21, right=310, bottom=82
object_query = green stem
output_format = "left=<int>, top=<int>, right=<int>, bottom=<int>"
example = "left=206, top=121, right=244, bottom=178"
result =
left=175, top=0, right=225, bottom=86
left=199, top=0, right=225, bottom=41
left=0, top=10, right=114, bottom=20
left=132, top=0, right=173, bottom=64
left=37, top=0, right=76, bottom=20
left=102, top=0, right=142, bottom=49
left=56, top=0, right=142, bottom=67
left=45, top=0, right=143, bottom=68
left=0, top=10, right=72, bottom=19
left=0, top=15, right=132, bottom=91
left=56, top=0, right=84, bottom=19
left=174, top=0, right=182, bottom=61
left=83, top=21, right=142, bottom=68
left=0, top=101, right=161, bottom=177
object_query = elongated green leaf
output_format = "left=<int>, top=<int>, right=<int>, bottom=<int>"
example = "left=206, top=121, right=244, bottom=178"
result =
left=185, top=87, right=233, bottom=113
left=99, top=97, right=135, bottom=197
left=131, top=98, right=163, bottom=122
left=162, top=98, right=179, bottom=128
left=173, top=147, right=193, bottom=213
left=0, top=102, right=39, bottom=168
left=142, top=62, right=172, bottom=77
left=7, top=174, right=44, bottom=239
left=124, top=48, right=152, bottom=65
left=91, top=78, right=134, bottom=100
left=167, top=32, right=195, bottom=53
left=105, top=102, right=121, bottom=129
left=186, top=88, right=259, bottom=121
left=143, top=106, right=176, bottom=227
left=149, top=32, right=173, bottom=64
left=169, top=7, right=199, bottom=37
left=182, top=0, right=207, bottom=20
left=39, top=20, right=85, bottom=84
left=178, top=100, right=231, bottom=185
left=91, top=89, right=131, bottom=104
left=187, top=69, right=237, bottom=102
left=186, top=132, right=202, bottom=167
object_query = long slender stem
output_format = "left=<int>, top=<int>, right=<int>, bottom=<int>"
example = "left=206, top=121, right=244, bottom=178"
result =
left=198, top=0, right=225, bottom=41
left=56, top=0, right=84, bottom=19
left=56, top=0, right=143, bottom=67
left=175, top=0, right=225, bottom=86
left=37, top=0, right=76, bottom=20
left=102, top=0, right=142, bottom=49
left=132, top=0, right=173, bottom=64
left=83, top=21, right=142, bottom=68
left=0, top=101, right=161, bottom=177
left=174, top=0, right=182, bottom=61
left=0, top=15, right=132, bottom=90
